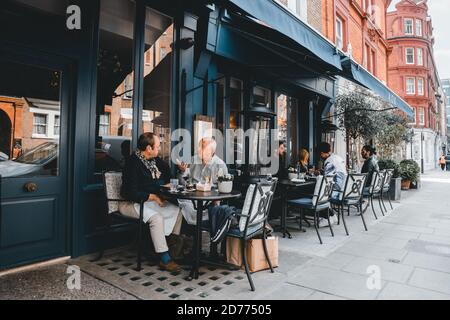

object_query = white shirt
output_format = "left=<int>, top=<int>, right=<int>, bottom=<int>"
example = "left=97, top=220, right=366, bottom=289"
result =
left=323, top=153, right=347, bottom=191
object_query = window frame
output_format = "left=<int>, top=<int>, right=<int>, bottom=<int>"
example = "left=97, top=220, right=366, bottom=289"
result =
left=404, top=18, right=414, bottom=35
left=418, top=107, right=425, bottom=126
left=406, top=77, right=416, bottom=95
left=405, top=47, right=415, bottom=65
left=417, top=78, right=425, bottom=96
left=416, top=19, right=423, bottom=37
left=335, top=16, right=344, bottom=50
left=417, top=48, right=423, bottom=66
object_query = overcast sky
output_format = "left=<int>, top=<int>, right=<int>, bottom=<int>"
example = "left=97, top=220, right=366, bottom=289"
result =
left=388, top=0, right=450, bottom=80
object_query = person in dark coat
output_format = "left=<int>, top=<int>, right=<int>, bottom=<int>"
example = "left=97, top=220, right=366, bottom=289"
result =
left=119, top=132, right=182, bottom=272
left=361, top=145, right=379, bottom=187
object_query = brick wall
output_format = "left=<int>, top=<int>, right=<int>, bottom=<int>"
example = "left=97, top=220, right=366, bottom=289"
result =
left=308, top=0, right=322, bottom=32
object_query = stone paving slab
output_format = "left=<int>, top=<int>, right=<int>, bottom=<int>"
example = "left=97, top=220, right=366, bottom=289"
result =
left=288, top=265, right=385, bottom=300
left=377, top=282, right=450, bottom=300
left=408, top=268, right=450, bottom=295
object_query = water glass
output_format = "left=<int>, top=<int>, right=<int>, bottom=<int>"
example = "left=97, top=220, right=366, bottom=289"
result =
left=170, top=179, right=179, bottom=192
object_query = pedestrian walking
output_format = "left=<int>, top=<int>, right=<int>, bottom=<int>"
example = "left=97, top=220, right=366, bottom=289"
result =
left=439, top=154, right=446, bottom=171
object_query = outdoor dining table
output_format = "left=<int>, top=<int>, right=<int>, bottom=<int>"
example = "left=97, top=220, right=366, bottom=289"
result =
left=160, top=187, right=241, bottom=280
left=277, top=178, right=316, bottom=239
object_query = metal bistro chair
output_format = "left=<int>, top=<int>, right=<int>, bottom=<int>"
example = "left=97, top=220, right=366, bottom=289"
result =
left=331, top=173, right=368, bottom=233
left=288, top=175, right=336, bottom=244
left=98, top=171, right=146, bottom=271
left=225, top=178, right=278, bottom=292
left=362, top=170, right=385, bottom=219
left=380, top=169, right=395, bottom=211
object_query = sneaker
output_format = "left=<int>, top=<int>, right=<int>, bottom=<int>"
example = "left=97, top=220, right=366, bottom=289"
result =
left=159, top=260, right=182, bottom=273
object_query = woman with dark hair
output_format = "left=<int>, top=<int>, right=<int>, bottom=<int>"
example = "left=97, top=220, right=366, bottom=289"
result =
left=361, top=145, right=379, bottom=187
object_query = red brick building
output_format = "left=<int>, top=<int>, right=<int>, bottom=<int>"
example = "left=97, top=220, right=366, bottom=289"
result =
left=387, top=0, right=444, bottom=171
left=321, top=0, right=392, bottom=83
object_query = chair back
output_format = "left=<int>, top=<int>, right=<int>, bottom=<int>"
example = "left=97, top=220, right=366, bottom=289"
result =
left=312, top=175, right=335, bottom=206
left=382, top=169, right=394, bottom=190
left=103, top=171, right=124, bottom=214
left=342, top=173, right=367, bottom=202
left=369, top=170, right=384, bottom=194
left=239, top=178, right=278, bottom=233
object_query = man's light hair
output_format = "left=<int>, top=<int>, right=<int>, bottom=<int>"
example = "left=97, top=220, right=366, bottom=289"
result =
left=200, top=137, right=217, bottom=153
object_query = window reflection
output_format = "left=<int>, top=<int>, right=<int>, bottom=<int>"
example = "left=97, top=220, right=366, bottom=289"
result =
left=142, top=8, right=174, bottom=163
left=0, top=61, right=61, bottom=178
left=95, top=0, right=136, bottom=174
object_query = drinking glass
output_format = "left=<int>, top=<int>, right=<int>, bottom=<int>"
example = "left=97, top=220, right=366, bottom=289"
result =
left=170, top=179, right=179, bottom=192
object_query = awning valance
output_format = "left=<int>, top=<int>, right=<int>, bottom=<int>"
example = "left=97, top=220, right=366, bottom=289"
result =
left=226, top=0, right=342, bottom=72
left=340, top=57, right=414, bottom=118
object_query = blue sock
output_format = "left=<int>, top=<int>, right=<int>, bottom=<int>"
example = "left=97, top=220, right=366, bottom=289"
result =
left=160, top=251, right=171, bottom=264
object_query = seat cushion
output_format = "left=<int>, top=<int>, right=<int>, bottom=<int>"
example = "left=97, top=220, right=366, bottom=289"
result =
left=227, top=223, right=264, bottom=238
left=330, top=198, right=360, bottom=206
left=288, top=198, right=329, bottom=210
left=363, top=187, right=371, bottom=197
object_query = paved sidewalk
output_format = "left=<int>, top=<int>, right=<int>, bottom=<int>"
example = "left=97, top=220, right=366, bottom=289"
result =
left=1, top=170, right=450, bottom=300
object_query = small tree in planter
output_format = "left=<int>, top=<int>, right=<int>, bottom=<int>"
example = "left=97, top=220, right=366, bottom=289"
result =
left=399, top=159, right=420, bottom=190
left=335, top=91, right=385, bottom=169
left=378, top=159, right=402, bottom=200
left=375, top=112, right=413, bottom=160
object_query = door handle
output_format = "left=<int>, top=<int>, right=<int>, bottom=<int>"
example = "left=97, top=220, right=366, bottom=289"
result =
left=24, top=182, right=38, bottom=192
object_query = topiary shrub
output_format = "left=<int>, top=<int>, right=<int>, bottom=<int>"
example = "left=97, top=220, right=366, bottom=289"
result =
left=378, top=159, right=401, bottom=178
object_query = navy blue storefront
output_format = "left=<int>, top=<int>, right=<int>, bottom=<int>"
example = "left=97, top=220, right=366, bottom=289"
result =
left=0, top=0, right=410, bottom=270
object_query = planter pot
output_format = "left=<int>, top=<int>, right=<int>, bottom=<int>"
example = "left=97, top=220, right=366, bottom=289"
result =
left=218, top=181, right=233, bottom=193
left=387, top=177, right=402, bottom=201
left=288, top=173, right=298, bottom=180
left=401, top=179, right=411, bottom=190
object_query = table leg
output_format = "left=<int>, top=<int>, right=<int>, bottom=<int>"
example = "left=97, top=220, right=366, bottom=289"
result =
left=189, top=200, right=203, bottom=280
left=281, top=192, right=292, bottom=239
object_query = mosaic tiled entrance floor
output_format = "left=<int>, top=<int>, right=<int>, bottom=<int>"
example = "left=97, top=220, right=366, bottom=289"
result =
left=73, top=247, right=249, bottom=300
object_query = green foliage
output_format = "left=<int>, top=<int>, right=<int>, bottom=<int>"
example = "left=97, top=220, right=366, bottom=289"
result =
left=378, top=159, right=401, bottom=178
left=399, top=159, right=420, bottom=182
left=376, top=113, right=413, bottom=158
left=335, top=91, right=384, bottom=141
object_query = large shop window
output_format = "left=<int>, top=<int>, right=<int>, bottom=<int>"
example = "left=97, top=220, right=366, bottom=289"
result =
left=94, top=0, right=173, bottom=174
left=95, top=0, right=136, bottom=174
left=142, top=7, right=173, bottom=163
left=0, top=61, right=61, bottom=177
left=277, top=94, right=298, bottom=165
left=216, top=77, right=243, bottom=164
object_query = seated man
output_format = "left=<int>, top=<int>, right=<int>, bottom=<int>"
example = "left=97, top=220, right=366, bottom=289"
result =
left=120, top=132, right=182, bottom=272
left=361, top=145, right=379, bottom=189
left=177, top=137, right=228, bottom=225
left=316, top=142, right=347, bottom=225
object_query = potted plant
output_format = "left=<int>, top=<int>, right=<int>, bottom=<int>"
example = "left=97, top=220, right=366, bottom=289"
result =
left=287, top=167, right=298, bottom=180
left=378, top=159, right=402, bottom=200
left=399, top=159, right=420, bottom=190
left=218, top=174, right=234, bottom=193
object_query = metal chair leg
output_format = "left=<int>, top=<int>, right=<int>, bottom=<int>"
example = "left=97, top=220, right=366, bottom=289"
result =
left=359, top=202, right=368, bottom=231
left=136, top=221, right=143, bottom=271
left=336, top=205, right=341, bottom=226
left=387, top=191, right=393, bottom=210
left=326, top=208, right=334, bottom=237
left=313, top=211, right=323, bottom=244
left=370, top=196, right=378, bottom=220
left=377, top=194, right=385, bottom=216
left=380, top=191, right=388, bottom=212
left=261, top=230, right=274, bottom=273
left=241, top=238, right=255, bottom=291
left=340, top=205, right=349, bottom=236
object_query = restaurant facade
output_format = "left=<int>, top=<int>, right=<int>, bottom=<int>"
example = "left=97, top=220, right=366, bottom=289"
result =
left=0, top=0, right=412, bottom=271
